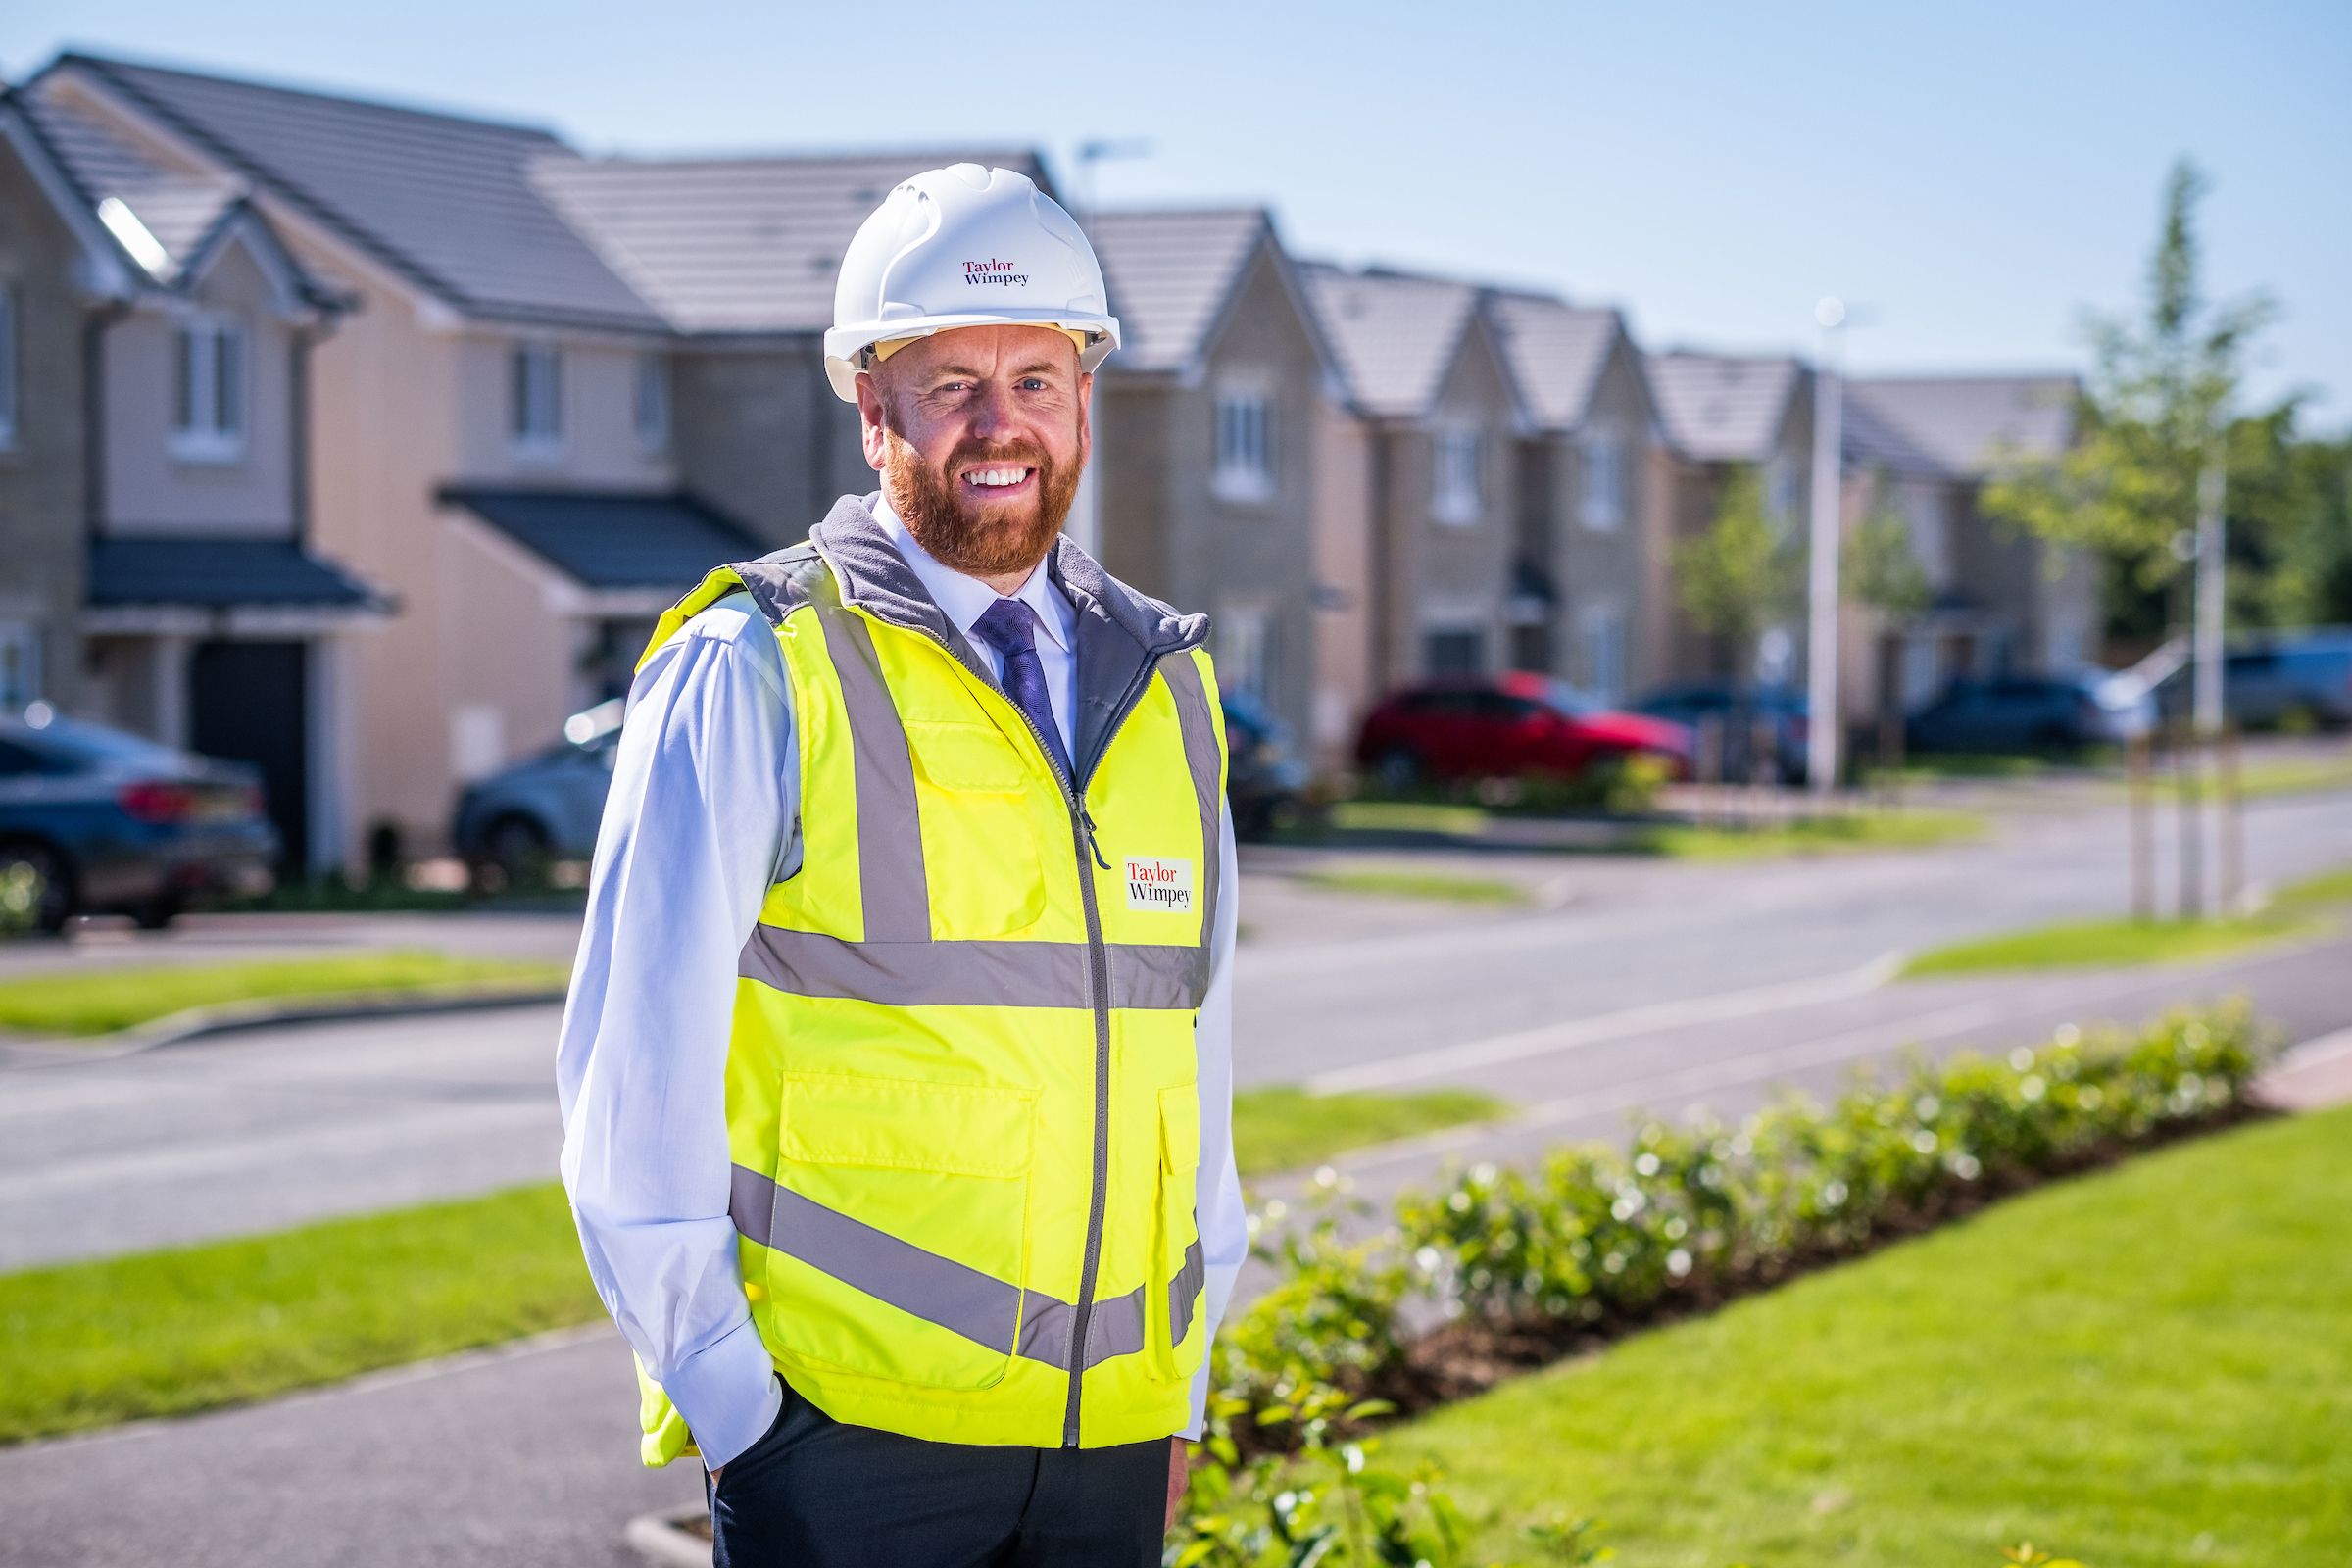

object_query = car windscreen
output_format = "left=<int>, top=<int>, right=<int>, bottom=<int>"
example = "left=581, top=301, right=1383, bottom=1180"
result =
left=1537, top=680, right=1606, bottom=717
left=3, top=719, right=188, bottom=773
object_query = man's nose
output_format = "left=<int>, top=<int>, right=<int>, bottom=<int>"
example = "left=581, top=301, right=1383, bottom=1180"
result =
left=967, top=379, right=1020, bottom=438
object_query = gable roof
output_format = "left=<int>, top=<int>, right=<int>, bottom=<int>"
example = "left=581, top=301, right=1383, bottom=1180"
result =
left=1843, top=375, right=2079, bottom=475
left=1298, top=264, right=1482, bottom=419
left=1486, top=292, right=1628, bottom=433
left=32, top=53, right=663, bottom=333
left=1085, top=208, right=1274, bottom=375
left=530, top=150, right=1054, bottom=336
left=1645, top=351, right=1807, bottom=462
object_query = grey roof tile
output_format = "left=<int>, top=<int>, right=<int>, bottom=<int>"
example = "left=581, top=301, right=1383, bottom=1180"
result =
left=87, top=538, right=378, bottom=607
left=1645, top=351, right=1806, bottom=462
left=1486, top=292, right=1622, bottom=432
left=1844, top=375, right=2079, bottom=474
left=1085, top=208, right=1269, bottom=373
left=440, top=488, right=762, bottom=590
left=1298, top=263, right=1479, bottom=419
left=529, top=151, right=1052, bottom=335
left=40, top=53, right=663, bottom=332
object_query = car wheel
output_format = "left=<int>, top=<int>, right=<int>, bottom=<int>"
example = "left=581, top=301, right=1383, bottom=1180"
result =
left=132, top=894, right=184, bottom=931
left=0, top=840, right=74, bottom=935
left=478, top=815, right=551, bottom=894
left=1372, top=746, right=1422, bottom=793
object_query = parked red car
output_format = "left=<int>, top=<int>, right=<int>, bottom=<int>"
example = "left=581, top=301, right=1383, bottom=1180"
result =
left=1355, top=674, right=1694, bottom=788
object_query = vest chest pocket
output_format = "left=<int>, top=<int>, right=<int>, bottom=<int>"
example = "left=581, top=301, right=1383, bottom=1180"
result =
left=903, top=719, right=1049, bottom=938
left=762, top=1075, right=1037, bottom=1391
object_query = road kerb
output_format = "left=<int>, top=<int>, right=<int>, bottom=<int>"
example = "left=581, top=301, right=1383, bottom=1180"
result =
left=0, top=979, right=567, bottom=1066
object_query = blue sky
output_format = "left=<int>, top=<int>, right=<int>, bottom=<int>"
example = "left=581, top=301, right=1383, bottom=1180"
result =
left=9, top=1, right=2344, bottom=423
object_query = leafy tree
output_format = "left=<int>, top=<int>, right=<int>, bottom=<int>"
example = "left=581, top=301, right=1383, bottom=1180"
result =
left=1672, top=465, right=1803, bottom=676
left=2221, top=408, right=2352, bottom=629
left=1983, top=160, right=2273, bottom=644
left=1844, top=472, right=1934, bottom=621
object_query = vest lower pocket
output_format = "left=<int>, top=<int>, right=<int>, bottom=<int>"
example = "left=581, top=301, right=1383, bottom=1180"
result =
left=755, top=1074, right=1038, bottom=1391
left=1149, top=1082, right=1206, bottom=1383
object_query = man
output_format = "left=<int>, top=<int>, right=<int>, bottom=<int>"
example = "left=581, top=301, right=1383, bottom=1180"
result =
left=556, top=164, right=1246, bottom=1568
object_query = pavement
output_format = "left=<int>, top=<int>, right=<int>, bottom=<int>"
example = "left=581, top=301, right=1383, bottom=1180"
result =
left=4, top=755, right=2351, bottom=1565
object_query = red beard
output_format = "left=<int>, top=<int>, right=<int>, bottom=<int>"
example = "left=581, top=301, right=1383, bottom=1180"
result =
left=882, top=431, right=1081, bottom=579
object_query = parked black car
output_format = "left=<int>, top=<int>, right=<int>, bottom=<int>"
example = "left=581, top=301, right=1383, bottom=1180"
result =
left=2155, top=632, right=2352, bottom=730
left=1905, top=673, right=2152, bottom=755
left=0, top=708, right=278, bottom=932
left=1632, top=682, right=1808, bottom=783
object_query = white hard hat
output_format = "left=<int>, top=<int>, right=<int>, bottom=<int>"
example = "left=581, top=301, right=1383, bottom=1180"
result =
left=823, top=164, right=1120, bottom=402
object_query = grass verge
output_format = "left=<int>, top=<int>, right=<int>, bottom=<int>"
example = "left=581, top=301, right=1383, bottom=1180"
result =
left=0, top=1183, right=598, bottom=1444
left=1294, top=867, right=1528, bottom=905
left=2233, top=753, right=2352, bottom=800
left=1232, top=1086, right=1506, bottom=1177
left=1327, top=801, right=1493, bottom=837
left=1637, top=808, right=1984, bottom=860
left=1381, top=1102, right=2352, bottom=1566
left=0, top=950, right=568, bottom=1037
left=1900, top=914, right=2311, bottom=977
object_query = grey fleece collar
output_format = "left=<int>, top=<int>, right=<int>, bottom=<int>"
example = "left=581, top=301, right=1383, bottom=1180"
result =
left=808, top=493, right=1211, bottom=784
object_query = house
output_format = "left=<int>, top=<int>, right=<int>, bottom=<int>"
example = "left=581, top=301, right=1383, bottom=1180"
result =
left=1643, top=350, right=1818, bottom=685
left=1843, top=374, right=2090, bottom=716
left=23, top=53, right=763, bottom=866
left=1299, top=265, right=1526, bottom=706
left=1485, top=293, right=1669, bottom=703
left=0, top=84, right=385, bottom=874
left=1085, top=208, right=1341, bottom=760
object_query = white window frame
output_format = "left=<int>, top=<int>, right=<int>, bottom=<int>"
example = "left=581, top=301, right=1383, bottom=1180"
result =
left=512, top=341, right=564, bottom=455
left=1211, top=384, right=1275, bottom=505
left=1578, top=602, right=1627, bottom=705
left=170, top=312, right=247, bottom=464
left=634, top=351, right=669, bottom=451
left=1432, top=426, right=1482, bottom=526
left=0, top=287, right=17, bottom=450
left=1215, top=603, right=1272, bottom=702
left=1579, top=434, right=1623, bottom=532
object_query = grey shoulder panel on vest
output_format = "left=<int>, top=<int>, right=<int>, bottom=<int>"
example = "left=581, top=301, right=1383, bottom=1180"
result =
left=727, top=544, right=828, bottom=629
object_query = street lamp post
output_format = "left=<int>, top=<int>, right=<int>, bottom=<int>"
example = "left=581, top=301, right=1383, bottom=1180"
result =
left=1806, top=298, right=1846, bottom=795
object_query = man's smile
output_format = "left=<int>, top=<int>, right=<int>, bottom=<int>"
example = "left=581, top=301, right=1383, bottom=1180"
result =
left=959, top=464, right=1038, bottom=496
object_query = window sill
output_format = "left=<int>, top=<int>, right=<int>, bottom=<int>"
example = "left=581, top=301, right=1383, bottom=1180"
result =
left=1431, top=502, right=1483, bottom=528
left=169, top=437, right=247, bottom=466
left=511, top=439, right=569, bottom=466
left=1210, top=470, right=1275, bottom=507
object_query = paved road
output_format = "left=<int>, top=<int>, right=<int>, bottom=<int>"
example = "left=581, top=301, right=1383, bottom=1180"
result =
left=5, top=780, right=2350, bottom=1270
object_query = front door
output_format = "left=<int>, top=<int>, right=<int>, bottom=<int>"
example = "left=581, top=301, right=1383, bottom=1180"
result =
left=191, top=641, right=309, bottom=876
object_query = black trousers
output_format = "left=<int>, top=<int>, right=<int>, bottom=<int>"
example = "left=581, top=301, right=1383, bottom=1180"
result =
left=708, top=1381, right=1169, bottom=1568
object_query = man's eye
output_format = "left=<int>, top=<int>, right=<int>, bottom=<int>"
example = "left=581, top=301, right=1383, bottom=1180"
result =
left=1020, top=378, right=1049, bottom=391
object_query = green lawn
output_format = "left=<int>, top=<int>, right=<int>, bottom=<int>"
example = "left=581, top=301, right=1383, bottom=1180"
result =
left=1231, top=1086, right=1505, bottom=1176
left=0, top=1183, right=600, bottom=1444
left=1639, top=808, right=1984, bottom=861
left=1328, top=801, right=1494, bottom=838
left=1383, top=1103, right=2352, bottom=1567
left=1900, top=915, right=2311, bottom=978
left=1294, top=867, right=1529, bottom=905
left=0, top=950, right=568, bottom=1037
left=2232, top=753, right=2352, bottom=801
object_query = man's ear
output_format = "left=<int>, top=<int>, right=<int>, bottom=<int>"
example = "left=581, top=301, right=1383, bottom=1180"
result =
left=857, top=370, right=891, bottom=473
left=1076, top=370, right=1093, bottom=467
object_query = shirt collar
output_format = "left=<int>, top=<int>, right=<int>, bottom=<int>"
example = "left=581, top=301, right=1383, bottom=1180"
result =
left=871, top=491, right=1074, bottom=654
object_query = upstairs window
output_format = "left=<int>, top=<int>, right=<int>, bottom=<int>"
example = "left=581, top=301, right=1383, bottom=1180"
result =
left=1212, top=388, right=1274, bottom=504
left=1432, top=427, right=1482, bottom=525
left=1579, top=435, right=1623, bottom=532
left=171, top=316, right=245, bottom=462
left=634, top=353, right=669, bottom=450
left=0, top=288, right=17, bottom=448
left=512, top=342, right=564, bottom=450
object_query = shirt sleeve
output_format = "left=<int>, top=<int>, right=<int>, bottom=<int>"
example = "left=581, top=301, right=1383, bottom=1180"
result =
left=1185, top=804, right=1248, bottom=1439
left=555, top=595, right=791, bottom=1471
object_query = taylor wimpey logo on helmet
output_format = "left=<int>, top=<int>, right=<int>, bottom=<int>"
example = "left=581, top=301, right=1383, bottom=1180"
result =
left=963, top=259, right=1029, bottom=287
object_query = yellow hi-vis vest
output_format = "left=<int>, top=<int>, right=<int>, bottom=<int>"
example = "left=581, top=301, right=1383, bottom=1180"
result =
left=631, top=497, right=1226, bottom=1463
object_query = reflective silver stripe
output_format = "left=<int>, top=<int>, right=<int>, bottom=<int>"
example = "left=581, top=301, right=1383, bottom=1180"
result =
left=731, top=1163, right=1153, bottom=1372
left=1169, top=1231, right=1205, bottom=1348
left=816, top=602, right=930, bottom=944
left=741, top=927, right=1208, bottom=1010
left=1155, top=651, right=1223, bottom=948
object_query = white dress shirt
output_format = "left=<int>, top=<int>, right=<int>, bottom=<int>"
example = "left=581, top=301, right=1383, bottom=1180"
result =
left=556, top=500, right=1246, bottom=1472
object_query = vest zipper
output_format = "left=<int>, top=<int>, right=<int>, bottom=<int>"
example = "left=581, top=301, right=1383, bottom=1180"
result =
left=906, top=615, right=1195, bottom=1447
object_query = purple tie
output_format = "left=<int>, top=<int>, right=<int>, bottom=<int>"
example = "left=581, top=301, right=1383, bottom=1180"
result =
left=971, top=598, right=1073, bottom=782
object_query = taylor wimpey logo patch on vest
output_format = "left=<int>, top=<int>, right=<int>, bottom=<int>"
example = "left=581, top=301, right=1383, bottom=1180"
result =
left=1124, top=857, right=1193, bottom=914
left=963, top=258, right=1029, bottom=287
